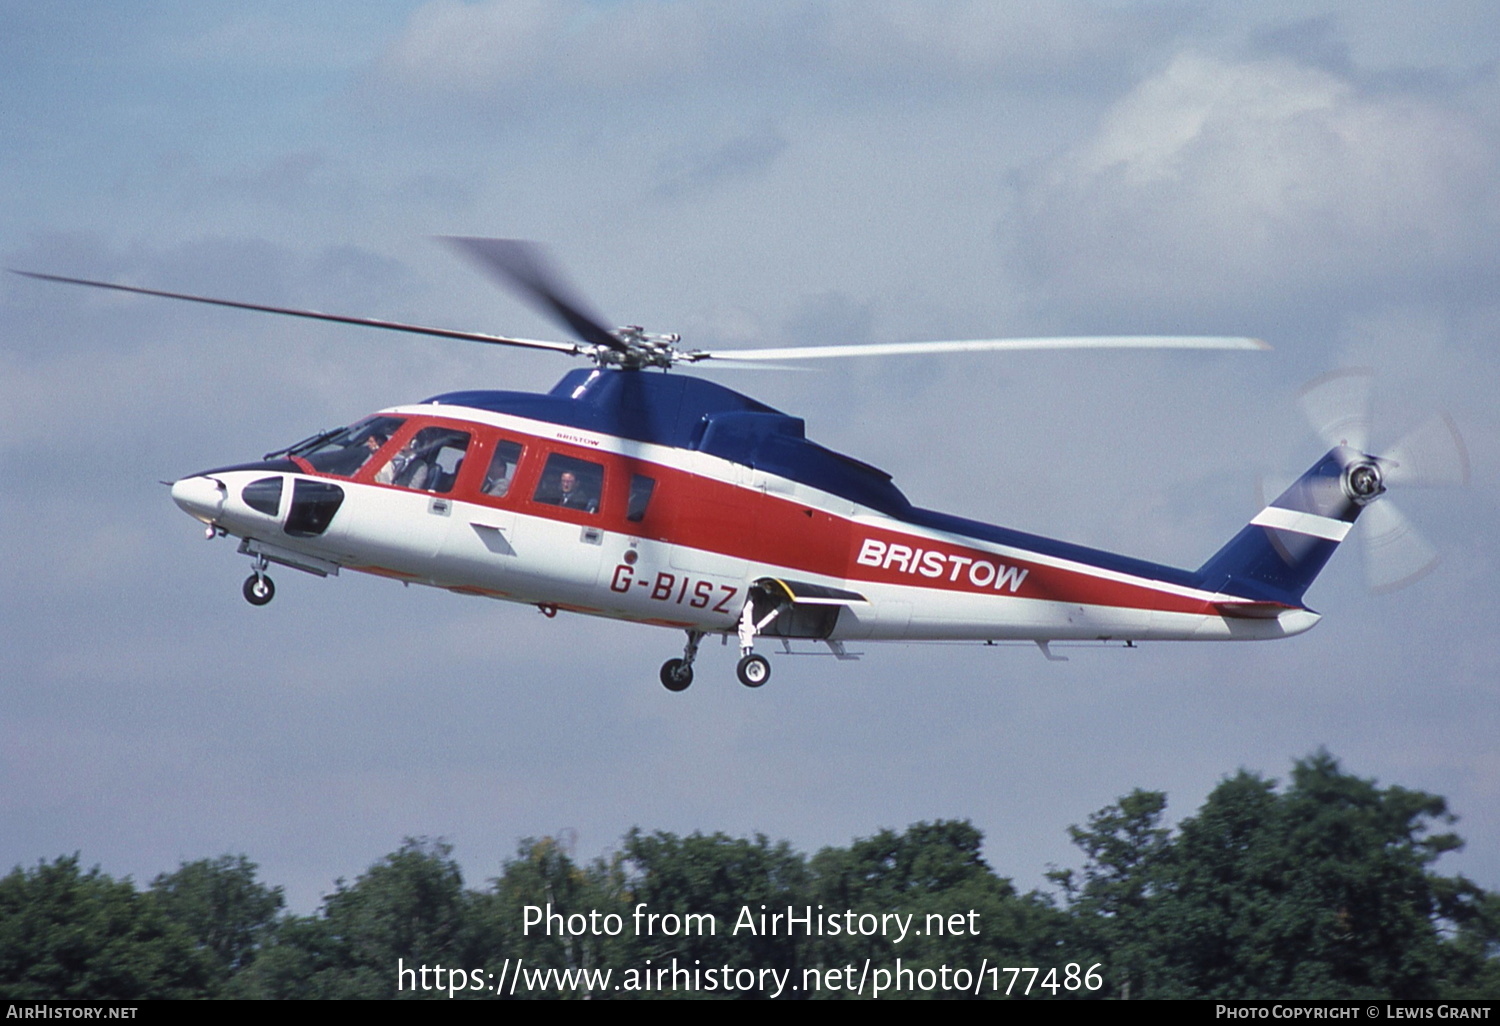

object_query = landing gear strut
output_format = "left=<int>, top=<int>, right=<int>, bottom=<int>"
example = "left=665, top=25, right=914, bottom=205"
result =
left=242, top=555, right=274, bottom=606
left=658, top=593, right=785, bottom=691
left=734, top=596, right=777, bottom=688
left=659, top=630, right=703, bottom=692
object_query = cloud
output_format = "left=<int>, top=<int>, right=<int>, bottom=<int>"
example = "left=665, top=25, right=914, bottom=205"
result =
left=1008, top=52, right=1500, bottom=323
left=372, top=0, right=559, bottom=96
left=820, top=0, right=1141, bottom=84
left=653, top=123, right=789, bottom=198
left=364, top=0, right=1143, bottom=115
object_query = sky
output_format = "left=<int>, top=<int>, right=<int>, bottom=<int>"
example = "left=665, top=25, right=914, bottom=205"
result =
left=2, top=0, right=1498, bottom=915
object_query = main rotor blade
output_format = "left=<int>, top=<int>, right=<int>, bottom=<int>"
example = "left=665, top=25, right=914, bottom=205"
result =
left=440, top=237, right=623, bottom=353
left=9, top=270, right=583, bottom=356
left=690, top=335, right=1269, bottom=362
left=688, top=358, right=810, bottom=371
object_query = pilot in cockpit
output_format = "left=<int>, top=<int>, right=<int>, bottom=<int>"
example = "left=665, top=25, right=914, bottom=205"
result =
left=376, top=439, right=428, bottom=490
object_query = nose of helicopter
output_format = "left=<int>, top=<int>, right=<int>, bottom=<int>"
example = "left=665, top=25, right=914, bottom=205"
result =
left=170, top=475, right=227, bottom=523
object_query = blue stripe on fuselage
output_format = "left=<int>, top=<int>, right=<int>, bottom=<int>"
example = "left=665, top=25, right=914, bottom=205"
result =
left=426, top=368, right=912, bottom=515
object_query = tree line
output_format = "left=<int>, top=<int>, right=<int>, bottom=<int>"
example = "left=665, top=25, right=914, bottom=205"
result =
left=2, top=752, right=1496, bottom=999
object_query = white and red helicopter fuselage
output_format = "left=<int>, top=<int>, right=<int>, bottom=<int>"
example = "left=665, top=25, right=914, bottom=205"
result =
left=170, top=365, right=1368, bottom=688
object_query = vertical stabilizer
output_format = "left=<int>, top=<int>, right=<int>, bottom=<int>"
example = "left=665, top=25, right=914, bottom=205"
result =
left=1195, top=446, right=1378, bottom=605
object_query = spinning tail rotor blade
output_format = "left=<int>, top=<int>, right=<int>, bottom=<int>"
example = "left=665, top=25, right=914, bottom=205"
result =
left=1356, top=410, right=1467, bottom=591
left=1360, top=499, right=1440, bottom=593
left=1381, top=412, right=1471, bottom=488
left=441, top=237, right=623, bottom=353
left=1298, top=367, right=1372, bottom=452
left=1288, top=367, right=1468, bottom=594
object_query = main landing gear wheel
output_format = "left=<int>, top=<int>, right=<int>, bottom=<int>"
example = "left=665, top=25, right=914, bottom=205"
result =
left=660, top=659, right=693, bottom=692
left=243, top=573, right=275, bottom=606
left=736, top=654, right=770, bottom=688
left=660, top=630, right=704, bottom=693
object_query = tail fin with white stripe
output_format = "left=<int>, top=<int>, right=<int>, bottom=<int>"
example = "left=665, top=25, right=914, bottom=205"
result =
left=1195, top=447, right=1372, bottom=606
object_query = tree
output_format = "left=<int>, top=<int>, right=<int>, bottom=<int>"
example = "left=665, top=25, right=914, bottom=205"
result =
left=621, top=829, right=809, bottom=995
left=0, top=856, right=213, bottom=999
left=236, top=837, right=474, bottom=999
left=809, top=820, right=1065, bottom=988
left=1057, top=753, right=1500, bottom=999
left=1046, top=790, right=1172, bottom=998
left=477, top=835, right=631, bottom=997
left=1148, top=754, right=1459, bottom=997
left=150, top=854, right=283, bottom=978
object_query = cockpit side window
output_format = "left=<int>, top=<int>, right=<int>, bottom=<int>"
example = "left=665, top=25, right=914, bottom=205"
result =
left=376, top=427, right=471, bottom=494
left=482, top=439, right=526, bottom=498
left=298, top=416, right=405, bottom=477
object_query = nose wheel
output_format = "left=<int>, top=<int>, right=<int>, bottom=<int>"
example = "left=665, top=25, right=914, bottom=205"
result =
left=242, top=554, right=274, bottom=606
left=243, top=572, right=275, bottom=606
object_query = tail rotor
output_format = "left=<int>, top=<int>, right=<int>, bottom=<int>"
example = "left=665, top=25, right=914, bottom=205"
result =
left=1295, top=368, right=1469, bottom=593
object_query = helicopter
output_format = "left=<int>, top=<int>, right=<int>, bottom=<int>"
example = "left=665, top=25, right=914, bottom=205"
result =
left=14, top=238, right=1457, bottom=691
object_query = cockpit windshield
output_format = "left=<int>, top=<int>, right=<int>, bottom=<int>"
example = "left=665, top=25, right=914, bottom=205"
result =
left=294, top=416, right=405, bottom=477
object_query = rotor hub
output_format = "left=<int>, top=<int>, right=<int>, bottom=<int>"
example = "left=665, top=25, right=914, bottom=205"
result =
left=1342, top=460, right=1384, bottom=505
left=595, top=326, right=701, bottom=370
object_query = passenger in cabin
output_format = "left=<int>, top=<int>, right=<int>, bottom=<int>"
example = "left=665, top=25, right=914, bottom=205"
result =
left=482, top=439, right=524, bottom=498
left=485, top=462, right=510, bottom=496
left=534, top=453, right=602, bottom=512
left=557, top=471, right=597, bottom=512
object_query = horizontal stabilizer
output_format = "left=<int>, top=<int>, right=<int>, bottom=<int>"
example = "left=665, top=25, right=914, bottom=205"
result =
left=1213, top=601, right=1296, bottom=620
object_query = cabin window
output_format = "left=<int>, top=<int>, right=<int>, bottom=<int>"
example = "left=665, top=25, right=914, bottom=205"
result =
left=534, top=453, right=603, bottom=514
left=627, top=474, right=655, bottom=522
left=482, top=439, right=526, bottom=497
left=376, top=427, right=471, bottom=494
left=298, top=416, right=405, bottom=477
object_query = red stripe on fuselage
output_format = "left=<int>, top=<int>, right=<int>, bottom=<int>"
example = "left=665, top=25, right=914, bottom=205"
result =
left=317, top=410, right=1215, bottom=617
